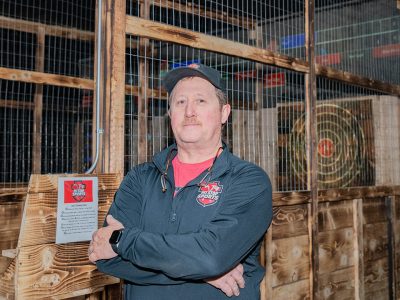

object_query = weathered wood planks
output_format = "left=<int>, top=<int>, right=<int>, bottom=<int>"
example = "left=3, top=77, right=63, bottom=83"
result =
left=0, top=174, right=122, bottom=300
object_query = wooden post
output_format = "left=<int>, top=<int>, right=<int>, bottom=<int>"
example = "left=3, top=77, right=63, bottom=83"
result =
left=394, top=195, right=399, bottom=299
left=32, top=26, right=45, bottom=174
left=305, top=0, right=318, bottom=299
left=103, top=0, right=126, bottom=175
left=264, top=229, right=273, bottom=300
left=387, top=196, right=397, bottom=299
left=251, top=24, right=272, bottom=300
left=137, top=0, right=150, bottom=164
left=353, top=198, right=365, bottom=300
left=253, top=25, right=263, bottom=170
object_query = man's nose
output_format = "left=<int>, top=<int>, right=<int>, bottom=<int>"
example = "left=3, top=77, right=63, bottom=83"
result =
left=184, top=100, right=196, bottom=117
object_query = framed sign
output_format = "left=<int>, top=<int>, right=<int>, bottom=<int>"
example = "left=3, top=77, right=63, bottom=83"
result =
left=56, top=177, right=98, bottom=244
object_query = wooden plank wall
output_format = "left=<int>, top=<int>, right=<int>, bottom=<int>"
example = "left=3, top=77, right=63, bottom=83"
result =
left=0, top=174, right=122, bottom=300
left=2, top=180, right=400, bottom=299
left=270, top=202, right=311, bottom=299
left=266, top=188, right=400, bottom=300
left=0, top=195, right=24, bottom=300
left=0, top=196, right=24, bottom=275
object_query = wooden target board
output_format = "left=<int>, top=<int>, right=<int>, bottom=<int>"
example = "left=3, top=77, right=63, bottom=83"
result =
left=278, top=99, right=375, bottom=190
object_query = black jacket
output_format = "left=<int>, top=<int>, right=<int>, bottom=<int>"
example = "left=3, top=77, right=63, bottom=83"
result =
left=97, top=144, right=273, bottom=299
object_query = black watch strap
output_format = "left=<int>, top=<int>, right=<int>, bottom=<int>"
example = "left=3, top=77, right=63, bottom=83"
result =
left=109, top=229, right=124, bottom=254
left=110, top=241, right=119, bottom=254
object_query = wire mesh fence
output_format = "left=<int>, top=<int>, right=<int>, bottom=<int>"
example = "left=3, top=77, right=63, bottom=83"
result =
left=0, top=0, right=399, bottom=193
left=127, top=0, right=306, bottom=59
left=0, top=1, right=95, bottom=189
left=315, top=0, right=400, bottom=85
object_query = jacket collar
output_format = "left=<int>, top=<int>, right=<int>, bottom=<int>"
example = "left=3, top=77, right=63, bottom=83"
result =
left=153, top=142, right=232, bottom=182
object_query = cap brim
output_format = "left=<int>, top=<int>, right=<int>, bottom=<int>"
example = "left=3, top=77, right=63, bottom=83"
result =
left=163, top=68, right=223, bottom=94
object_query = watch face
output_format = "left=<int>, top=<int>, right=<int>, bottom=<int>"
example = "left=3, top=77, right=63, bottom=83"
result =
left=109, top=230, right=122, bottom=244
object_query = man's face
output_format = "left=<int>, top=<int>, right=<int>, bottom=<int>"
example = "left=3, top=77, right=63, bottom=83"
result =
left=168, top=77, right=230, bottom=148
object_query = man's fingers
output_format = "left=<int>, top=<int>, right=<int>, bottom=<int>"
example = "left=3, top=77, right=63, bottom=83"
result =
left=230, top=268, right=245, bottom=289
left=226, top=275, right=240, bottom=296
left=219, top=282, right=234, bottom=297
left=106, top=214, right=123, bottom=228
left=106, top=214, right=116, bottom=224
left=88, top=249, right=97, bottom=263
left=204, top=263, right=245, bottom=296
left=235, top=263, right=244, bottom=275
left=92, top=231, right=102, bottom=243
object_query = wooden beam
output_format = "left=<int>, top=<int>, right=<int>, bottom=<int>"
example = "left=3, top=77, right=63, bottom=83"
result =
left=32, top=26, right=45, bottom=174
left=392, top=195, right=399, bottom=300
left=272, top=191, right=312, bottom=206
left=316, top=64, right=400, bottom=96
left=0, top=99, right=82, bottom=114
left=318, top=186, right=400, bottom=202
left=387, top=196, right=397, bottom=300
left=263, top=229, right=273, bottom=300
left=0, top=184, right=28, bottom=197
left=0, top=67, right=94, bottom=90
left=103, top=0, right=126, bottom=174
left=125, top=16, right=310, bottom=74
left=137, top=1, right=151, bottom=164
left=154, top=0, right=256, bottom=30
left=0, top=16, right=94, bottom=41
left=0, top=99, right=34, bottom=110
left=305, top=0, right=319, bottom=298
left=125, top=85, right=168, bottom=99
left=126, top=17, right=400, bottom=98
left=254, top=25, right=263, bottom=170
left=353, top=198, right=364, bottom=300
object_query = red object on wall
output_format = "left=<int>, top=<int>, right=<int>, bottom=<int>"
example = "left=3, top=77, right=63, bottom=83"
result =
left=316, top=53, right=341, bottom=65
left=82, top=92, right=93, bottom=107
left=265, top=72, right=285, bottom=88
left=234, top=70, right=257, bottom=80
left=372, top=44, right=400, bottom=58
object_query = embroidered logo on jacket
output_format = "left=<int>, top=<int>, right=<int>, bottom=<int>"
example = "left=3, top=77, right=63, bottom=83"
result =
left=196, top=181, right=223, bottom=207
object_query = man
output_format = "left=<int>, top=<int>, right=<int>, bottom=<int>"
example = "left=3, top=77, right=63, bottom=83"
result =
left=89, top=64, right=272, bottom=299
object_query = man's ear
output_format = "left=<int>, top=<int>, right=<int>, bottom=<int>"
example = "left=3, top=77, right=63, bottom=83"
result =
left=221, top=104, right=231, bottom=124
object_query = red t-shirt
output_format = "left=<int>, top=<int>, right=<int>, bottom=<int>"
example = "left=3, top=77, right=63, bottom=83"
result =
left=172, top=156, right=214, bottom=195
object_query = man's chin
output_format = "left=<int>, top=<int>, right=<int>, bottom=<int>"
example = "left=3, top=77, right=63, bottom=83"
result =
left=176, top=137, right=202, bottom=145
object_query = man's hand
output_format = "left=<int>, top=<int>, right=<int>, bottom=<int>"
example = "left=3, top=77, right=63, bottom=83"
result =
left=205, top=264, right=245, bottom=297
left=88, top=215, right=124, bottom=263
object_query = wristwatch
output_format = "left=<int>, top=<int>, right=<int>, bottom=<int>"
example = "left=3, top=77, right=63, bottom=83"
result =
left=109, top=229, right=124, bottom=254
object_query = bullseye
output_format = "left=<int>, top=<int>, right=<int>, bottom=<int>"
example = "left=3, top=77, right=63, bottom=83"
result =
left=318, top=138, right=334, bottom=158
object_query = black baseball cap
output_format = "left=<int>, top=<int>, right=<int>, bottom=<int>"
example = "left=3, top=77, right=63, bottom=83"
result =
left=162, top=63, right=225, bottom=94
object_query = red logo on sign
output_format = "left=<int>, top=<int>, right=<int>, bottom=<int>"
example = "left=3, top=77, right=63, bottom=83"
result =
left=64, top=180, right=93, bottom=203
left=197, top=182, right=223, bottom=207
